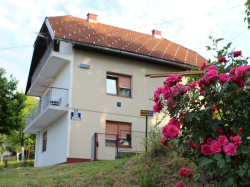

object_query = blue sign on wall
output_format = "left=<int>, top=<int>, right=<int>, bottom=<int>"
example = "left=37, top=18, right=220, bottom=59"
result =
left=71, top=110, right=81, bottom=121
left=117, top=102, right=121, bottom=107
left=79, top=63, right=91, bottom=69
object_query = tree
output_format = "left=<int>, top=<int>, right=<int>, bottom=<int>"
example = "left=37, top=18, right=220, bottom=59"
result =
left=8, top=95, right=38, bottom=162
left=153, top=38, right=250, bottom=187
left=0, top=68, right=26, bottom=135
left=245, top=0, right=250, bottom=29
left=0, top=134, right=7, bottom=162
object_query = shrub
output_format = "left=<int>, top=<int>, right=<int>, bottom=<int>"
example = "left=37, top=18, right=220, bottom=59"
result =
left=153, top=37, right=250, bottom=187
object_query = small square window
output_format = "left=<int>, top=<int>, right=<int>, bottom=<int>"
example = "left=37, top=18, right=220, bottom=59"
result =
left=106, top=73, right=131, bottom=97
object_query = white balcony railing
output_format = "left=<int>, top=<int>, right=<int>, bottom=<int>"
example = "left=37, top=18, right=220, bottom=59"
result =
left=31, top=42, right=53, bottom=85
left=25, top=87, right=69, bottom=128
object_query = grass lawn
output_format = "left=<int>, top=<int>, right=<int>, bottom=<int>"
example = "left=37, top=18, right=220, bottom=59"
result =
left=0, top=151, right=197, bottom=187
left=0, top=160, right=34, bottom=169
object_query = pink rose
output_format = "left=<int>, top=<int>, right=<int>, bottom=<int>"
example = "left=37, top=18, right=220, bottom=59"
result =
left=214, top=127, right=223, bottom=134
left=204, top=137, right=213, bottom=144
left=235, top=65, right=246, bottom=78
left=185, top=169, right=193, bottom=178
left=237, top=128, right=242, bottom=134
left=210, top=140, right=218, bottom=146
left=218, top=56, right=227, bottom=63
left=229, top=67, right=236, bottom=75
left=218, top=135, right=229, bottom=146
left=233, top=136, right=241, bottom=147
left=165, top=74, right=183, bottom=87
left=160, top=136, right=169, bottom=146
left=162, top=125, right=169, bottom=138
left=223, top=143, right=237, bottom=156
left=154, top=87, right=163, bottom=102
left=235, top=77, right=245, bottom=87
left=166, top=125, right=179, bottom=139
left=245, top=65, right=250, bottom=72
left=153, top=102, right=164, bottom=113
left=168, top=117, right=181, bottom=129
left=189, top=82, right=196, bottom=89
left=207, top=65, right=217, bottom=71
left=206, top=69, right=218, bottom=83
left=162, top=85, right=172, bottom=100
left=201, top=144, right=211, bottom=155
left=175, top=183, right=185, bottom=187
left=236, top=158, right=241, bottom=164
left=218, top=73, right=228, bottom=85
left=233, top=51, right=242, bottom=58
left=189, top=141, right=197, bottom=149
left=200, top=62, right=206, bottom=71
left=227, top=75, right=236, bottom=84
left=210, top=141, right=221, bottom=154
left=197, top=77, right=205, bottom=88
left=180, top=168, right=186, bottom=178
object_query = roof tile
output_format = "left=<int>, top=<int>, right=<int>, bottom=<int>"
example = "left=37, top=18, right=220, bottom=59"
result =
left=47, top=15, right=206, bottom=67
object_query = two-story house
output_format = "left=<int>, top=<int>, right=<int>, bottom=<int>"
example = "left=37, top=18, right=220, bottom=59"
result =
left=23, top=13, right=206, bottom=167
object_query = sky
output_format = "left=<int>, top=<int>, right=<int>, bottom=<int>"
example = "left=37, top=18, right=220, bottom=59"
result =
left=0, top=0, right=249, bottom=92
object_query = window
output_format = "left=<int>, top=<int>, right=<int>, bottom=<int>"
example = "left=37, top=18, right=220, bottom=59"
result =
left=105, top=121, right=131, bottom=147
left=42, top=132, right=47, bottom=152
left=106, top=73, right=131, bottom=97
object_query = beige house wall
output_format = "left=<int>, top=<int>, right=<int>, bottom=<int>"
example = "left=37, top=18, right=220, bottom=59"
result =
left=69, top=49, right=184, bottom=159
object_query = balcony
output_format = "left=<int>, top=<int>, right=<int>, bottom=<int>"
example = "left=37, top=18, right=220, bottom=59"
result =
left=24, top=87, right=69, bottom=134
left=27, top=42, right=72, bottom=97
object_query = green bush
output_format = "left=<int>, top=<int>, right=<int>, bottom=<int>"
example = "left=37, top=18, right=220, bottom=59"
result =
left=142, top=126, right=172, bottom=157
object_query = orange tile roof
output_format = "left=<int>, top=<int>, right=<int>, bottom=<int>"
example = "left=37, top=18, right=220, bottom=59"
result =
left=47, top=15, right=206, bottom=67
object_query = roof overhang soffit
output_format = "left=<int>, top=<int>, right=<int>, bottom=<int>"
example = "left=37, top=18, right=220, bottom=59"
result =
left=55, top=37, right=193, bottom=70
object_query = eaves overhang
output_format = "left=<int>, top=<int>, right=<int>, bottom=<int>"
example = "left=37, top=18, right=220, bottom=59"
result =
left=55, top=37, right=194, bottom=71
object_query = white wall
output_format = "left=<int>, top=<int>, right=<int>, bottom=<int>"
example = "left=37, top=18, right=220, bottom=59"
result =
left=35, top=112, right=68, bottom=167
left=59, top=41, right=72, bottom=54
left=42, top=62, right=70, bottom=95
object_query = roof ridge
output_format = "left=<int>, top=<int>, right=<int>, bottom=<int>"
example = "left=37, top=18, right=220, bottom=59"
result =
left=47, top=15, right=72, bottom=18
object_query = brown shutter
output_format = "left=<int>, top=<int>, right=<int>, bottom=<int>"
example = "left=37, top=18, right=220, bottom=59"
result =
left=106, top=121, right=118, bottom=139
left=118, top=123, right=131, bottom=138
left=119, top=76, right=131, bottom=88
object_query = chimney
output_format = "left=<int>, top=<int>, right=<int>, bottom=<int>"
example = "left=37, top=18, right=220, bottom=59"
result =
left=152, top=30, right=161, bottom=39
left=87, top=13, right=98, bottom=23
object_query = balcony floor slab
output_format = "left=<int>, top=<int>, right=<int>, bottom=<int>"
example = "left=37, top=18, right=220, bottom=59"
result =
left=24, top=105, right=68, bottom=134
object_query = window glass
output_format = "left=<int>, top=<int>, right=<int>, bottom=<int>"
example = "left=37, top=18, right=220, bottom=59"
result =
left=119, top=87, right=130, bottom=96
left=106, top=78, right=117, bottom=94
left=106, top=73, right=131, bottom=97
left=43, top=132, right=47, bottom=152
left=105, top=121, right=131, bottom=147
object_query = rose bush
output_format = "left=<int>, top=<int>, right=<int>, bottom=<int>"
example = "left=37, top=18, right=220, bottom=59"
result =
left=155, top=38, right=250, bottom=187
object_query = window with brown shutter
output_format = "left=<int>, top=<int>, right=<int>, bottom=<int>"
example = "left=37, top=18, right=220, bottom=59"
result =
left=106, top=73, right=131, bottom=97
left=105, top=121, right=131, bottom=147
left=42, top=132, right=47, bottom=152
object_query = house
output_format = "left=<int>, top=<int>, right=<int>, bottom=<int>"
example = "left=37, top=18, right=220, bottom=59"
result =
left=23, top=13, right=206, bottom=167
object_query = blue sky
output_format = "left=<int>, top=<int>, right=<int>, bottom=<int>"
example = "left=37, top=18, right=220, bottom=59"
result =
left=0, top=0, right=249, bottom=91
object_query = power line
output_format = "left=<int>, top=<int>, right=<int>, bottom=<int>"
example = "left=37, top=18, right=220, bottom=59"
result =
left=0, top=45, right=33, bottom=50
left=0, top=4, right=245, bottom=51
left=135, top=5, right=244, bottom=29
left=203, top=27, right=247, bottom=57
left=67, top=4, right=245, bottom=41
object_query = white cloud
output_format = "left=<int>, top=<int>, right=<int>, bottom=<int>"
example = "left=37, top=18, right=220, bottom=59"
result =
left=0, top=0, right=249, bottom=92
